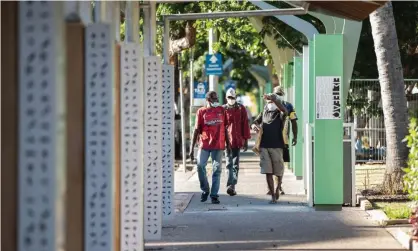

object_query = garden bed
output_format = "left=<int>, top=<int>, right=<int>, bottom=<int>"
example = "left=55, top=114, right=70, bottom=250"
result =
left=361, top=188, right=409, bottom=202
left=373, top=202, right=412, bottom=220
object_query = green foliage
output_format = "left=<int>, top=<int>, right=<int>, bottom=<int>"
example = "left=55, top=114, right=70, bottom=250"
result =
left=155, top=0, right=268, bottom=91
left=349, top=1, right=418, bottom=116
left=119, top=15, right=144, bottom=42
left=120, top=21, right=126, bottom=41
left=403, top=118, right=418, bottom=201
left=353, top=2, right=418, bottom=78
left=346, top=81, right=383, bottom=117
left=374, top=202, right=412, bottom=220
left=409, top=108, right=418, bottom=119
left=259, top=1, right=325, bottom=53
left=393, top=2, right=418, bottom=78
left=119, top=2, right=417, bottom=93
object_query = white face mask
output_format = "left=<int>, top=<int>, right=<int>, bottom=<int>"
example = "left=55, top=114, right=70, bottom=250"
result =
left=267, top=103, right=277, bottom=111
left=210, top=102, right=220, bottom=108
left=227, top=99, right=236, bottom=106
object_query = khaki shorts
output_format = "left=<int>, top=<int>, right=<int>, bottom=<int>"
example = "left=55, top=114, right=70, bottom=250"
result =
left=260, top=148, right=284, bottom=176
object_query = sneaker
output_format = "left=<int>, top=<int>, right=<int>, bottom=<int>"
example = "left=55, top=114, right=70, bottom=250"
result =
left=227, top=186, right=237, bottom=196
left=280, top=186, right=285, bottom=195
left=211, top=197, right=220, bottom=204
left=201, top=192, right=209, bottom=202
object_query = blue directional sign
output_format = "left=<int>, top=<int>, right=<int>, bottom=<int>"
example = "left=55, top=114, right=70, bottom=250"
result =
left=205, top=53, right=223, bottom=76
left=224, top=80, right=236, bottom=92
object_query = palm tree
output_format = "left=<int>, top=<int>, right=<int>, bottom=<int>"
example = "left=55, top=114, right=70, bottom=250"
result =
left=369, top=2, right=408, bottom=194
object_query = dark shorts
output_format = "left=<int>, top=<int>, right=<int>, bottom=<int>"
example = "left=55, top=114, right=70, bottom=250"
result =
left=283, top=146, right=290, bottom=163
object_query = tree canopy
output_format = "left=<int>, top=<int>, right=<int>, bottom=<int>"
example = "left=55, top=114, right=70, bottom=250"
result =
left=347, top=2, right=418, bottom=117
left=118, top=1, right=418, bottom=96
left=156, top=0, right=272, bottom=92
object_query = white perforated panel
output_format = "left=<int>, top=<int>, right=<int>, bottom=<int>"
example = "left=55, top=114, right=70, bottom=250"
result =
left=18, top=2, right=65, bottom=251
left=84, top=24, right=114, bottom=251
left=120, top=43, right=143, bottom=251
left=144, top=57, right=163, bottom=240
left=161, top=65, right=175, bottom=218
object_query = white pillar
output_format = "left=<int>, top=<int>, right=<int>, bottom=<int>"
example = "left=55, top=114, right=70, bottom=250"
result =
left=179, top=66, right=187, bottom=173
left=163, top=19, right=170, bottom=64
left=149, top=1, right=157, bottom=56
left=208, top=28, right=218, bottom=92
left=84, top=23, right=115, bottom=251
left=18, top=2, right=66, bottom=251
left=302, top=45, right=313, bottom=206
left=112, top=2, right=120, bottom=41
left=64, top=1, right=79, bottom=21
left=94, top=0, right=106, bottom=22
left=302, top=46, right=309, bottom=193
left=142, top=4, right=151, bottom=56
left=120, top=43, right=145, bottom=251
left=79, top=1, right=92, bottom=25
left=189, top=57, right=194, bottom=107
left=120, top=3, right=145, bottom=250
left=162, top=65, right=175, bottom=218
left=125, top=1, right=139, bottom=43
left=143, top=57, right=163, bottom=240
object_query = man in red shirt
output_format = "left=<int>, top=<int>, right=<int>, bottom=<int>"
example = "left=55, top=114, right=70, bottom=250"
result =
left=223, top=88, right=251, bottom=196
left=189, top=91, right=229, bottom=204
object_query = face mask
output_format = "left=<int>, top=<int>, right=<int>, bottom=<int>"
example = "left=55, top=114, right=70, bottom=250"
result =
left=227, top=99, right=236, bottom=106
left=267, top=103, right=277, bottom=111
left=210, top=102, right=220, bottom=107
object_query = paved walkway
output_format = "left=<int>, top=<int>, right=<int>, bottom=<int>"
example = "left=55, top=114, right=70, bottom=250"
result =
left=147, top=140, right=405, bottom=251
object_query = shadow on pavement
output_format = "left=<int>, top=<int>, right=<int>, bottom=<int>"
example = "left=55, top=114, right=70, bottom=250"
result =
left=152, top=136, right=404, bottom=250
left=146, top=192, right=403, bottom=251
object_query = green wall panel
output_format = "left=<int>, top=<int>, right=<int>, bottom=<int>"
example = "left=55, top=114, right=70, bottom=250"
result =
left=265, top=82, right=272, bottom=94
left=293, top=57, right=303, bottom=178
left=309, top=41, right=315, bottom=125
left=259, top=86, right=264, bottom=114
left=313, top=34, right=344, bottom=205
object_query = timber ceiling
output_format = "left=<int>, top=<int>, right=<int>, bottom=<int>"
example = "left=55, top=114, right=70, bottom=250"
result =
left=295, top=1, right=387, bottom=21
left=158, top=1, right=387, bottom=22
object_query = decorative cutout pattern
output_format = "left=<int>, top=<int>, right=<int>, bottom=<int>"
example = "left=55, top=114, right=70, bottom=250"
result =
left=120, top=43, right=142, bottom=251
left=144, top=57, right=163, bottom=240
left=18, top=2, right=65, bottom=251
left=84, top=24, right=114, bottom=251
left=162, top=65, right=175, bottom=217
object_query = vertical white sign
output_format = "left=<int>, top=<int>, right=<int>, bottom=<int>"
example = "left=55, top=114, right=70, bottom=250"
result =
left=315, top=76, right=342, bottom=120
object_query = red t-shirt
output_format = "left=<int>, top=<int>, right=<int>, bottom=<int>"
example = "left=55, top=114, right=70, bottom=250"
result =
left=224, top=104, right=251, bottom=149
left=195, top=106, right=226, bottom=150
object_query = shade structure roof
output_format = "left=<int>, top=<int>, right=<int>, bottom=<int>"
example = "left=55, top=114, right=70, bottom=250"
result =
left=159, top=1, right=387, bottom=22
left=290, top=1, right=387, bottom=21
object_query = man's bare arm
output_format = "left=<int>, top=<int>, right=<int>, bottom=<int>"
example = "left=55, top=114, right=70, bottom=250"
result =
left=272, top=98, right=288, bottom=115
left=264, top=93, right=288, bottom=115
left=291, top=119, right=298, bottom=141
left=252, top=112, right=262, bottom=126
left=190, top=128, right=200, bottom=150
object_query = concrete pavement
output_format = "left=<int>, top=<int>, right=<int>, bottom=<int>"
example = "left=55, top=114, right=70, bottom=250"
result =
left=147, top=141, right=405, bottom=250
